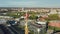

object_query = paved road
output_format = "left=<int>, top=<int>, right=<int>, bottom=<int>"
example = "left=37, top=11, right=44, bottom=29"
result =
left=8, top=26, right=20, bottom=34
left=0, top=24, right=25, bottom=34
left=0, top=28, right=4, bottom=34
left=0, top=24, right=13, bottom=34
left=11, top=25, right=25, bottom=34
left=0, top=24, right=21, bottom=34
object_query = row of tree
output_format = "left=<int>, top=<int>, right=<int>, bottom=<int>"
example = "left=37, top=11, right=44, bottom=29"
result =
left=45, top=14, right=60, bottom=21
left=6, top=12, right=60, bottom=20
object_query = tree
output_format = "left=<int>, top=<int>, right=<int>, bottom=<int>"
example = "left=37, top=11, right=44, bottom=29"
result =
left=46, top=21, right=49, bottom=32
left=29, top=14, right=38, bottom=20
left=48, top=14, right=59, bottom=20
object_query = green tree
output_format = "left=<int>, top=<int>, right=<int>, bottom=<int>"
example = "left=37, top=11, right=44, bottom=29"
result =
left=29, top=13, right=38, bottom=20
left=48, top=14, right=59, bottom=20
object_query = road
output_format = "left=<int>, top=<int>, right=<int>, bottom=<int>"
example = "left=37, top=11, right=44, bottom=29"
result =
left=8, top=26, right=20, bottom=34
left=0, top=24, right=25, bottom=34
left=0, top=28, right=4, bottom=34
left=0, top=24, right=13, bottom=34
left=11, top=25, right=25, bottom=34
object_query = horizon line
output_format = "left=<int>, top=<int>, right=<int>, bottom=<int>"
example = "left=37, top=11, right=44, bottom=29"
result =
left=0, top=7, right=60, bottom=8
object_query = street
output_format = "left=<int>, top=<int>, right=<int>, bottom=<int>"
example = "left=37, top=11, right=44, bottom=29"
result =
left=0, top=24, right=25, bottom=34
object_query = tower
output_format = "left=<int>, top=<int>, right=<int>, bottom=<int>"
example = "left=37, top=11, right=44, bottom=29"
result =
left=25, top=11, right=29, bottom=34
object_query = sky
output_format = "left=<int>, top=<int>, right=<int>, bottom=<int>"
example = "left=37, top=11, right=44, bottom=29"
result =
left=0, top=0, right=60, bottom=7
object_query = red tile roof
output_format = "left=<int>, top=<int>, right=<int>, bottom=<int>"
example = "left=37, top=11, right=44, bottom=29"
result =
left=48, top=22, right=60, bottom=27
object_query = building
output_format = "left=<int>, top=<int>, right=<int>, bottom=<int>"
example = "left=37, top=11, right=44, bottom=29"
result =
left=0, top=19, right=7, bottom=25
left=28, top=21, right=46, bottom=34
left=20, top=20, right=47, bottom=34
left=48, top=20, right=60, bottom=28
left=48, top=9, right=57, bottom=14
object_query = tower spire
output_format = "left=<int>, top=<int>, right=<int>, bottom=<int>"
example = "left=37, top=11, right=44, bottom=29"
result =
left=25, top=11, right=29, bottom=34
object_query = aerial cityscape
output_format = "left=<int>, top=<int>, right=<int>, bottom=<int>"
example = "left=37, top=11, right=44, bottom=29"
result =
left=0, top=0, right=60, bottom=34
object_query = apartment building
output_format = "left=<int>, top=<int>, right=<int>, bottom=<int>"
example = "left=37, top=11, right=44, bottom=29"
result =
left=28, top=21, right=46, bottom=34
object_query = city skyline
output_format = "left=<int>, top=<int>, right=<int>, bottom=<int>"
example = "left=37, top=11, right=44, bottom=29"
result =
left=0, top=0, right=60, bottom=8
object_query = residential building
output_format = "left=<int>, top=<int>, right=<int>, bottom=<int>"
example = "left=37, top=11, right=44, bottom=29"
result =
left=48, top=20, right=60, bottom=27
left=28, top=21, right=46, bottom=34
left=48, top=9, right=57, bottom=14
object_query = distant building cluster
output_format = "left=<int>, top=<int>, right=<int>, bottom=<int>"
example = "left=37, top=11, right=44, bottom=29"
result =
left=0, top=7, right=60, bottom=13
left=0, top=7, right=60, bottom=16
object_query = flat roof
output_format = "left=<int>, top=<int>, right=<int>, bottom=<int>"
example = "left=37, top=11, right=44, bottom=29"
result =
left=37, top=21, right=46, bottom=24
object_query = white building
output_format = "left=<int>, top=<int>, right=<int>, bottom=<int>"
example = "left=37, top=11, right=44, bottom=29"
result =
left=28, top=21, right=46, bottom=34
left=49, top=9, right=57, bottom=14
left=0, top=16, right=13, bottom=19
left=0, top=19, right=7, bottom=25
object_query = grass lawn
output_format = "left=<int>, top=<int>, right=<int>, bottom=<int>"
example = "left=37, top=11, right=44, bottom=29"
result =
left=48, top=26, right=60, bottom=31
